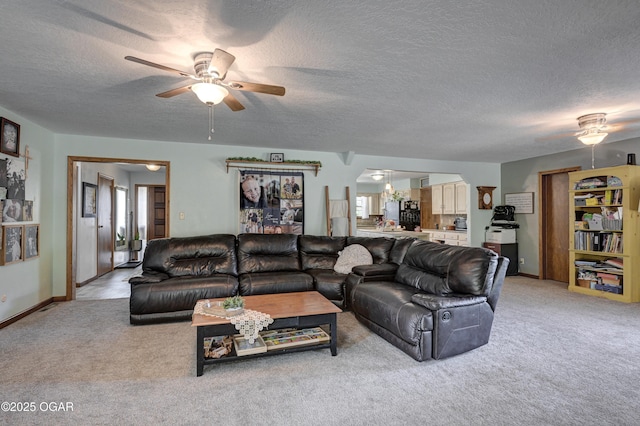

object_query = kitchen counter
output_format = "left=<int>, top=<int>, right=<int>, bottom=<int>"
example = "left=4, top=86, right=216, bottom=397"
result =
left=356, top=227, right=469, bottom=246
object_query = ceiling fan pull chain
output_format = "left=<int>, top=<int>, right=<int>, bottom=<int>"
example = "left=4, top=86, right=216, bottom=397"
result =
left=208, top=105, right=214, bottom=140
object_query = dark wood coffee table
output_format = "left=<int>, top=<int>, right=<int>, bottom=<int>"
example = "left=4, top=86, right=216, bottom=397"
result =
left=192, top=291, right=342, bottom=376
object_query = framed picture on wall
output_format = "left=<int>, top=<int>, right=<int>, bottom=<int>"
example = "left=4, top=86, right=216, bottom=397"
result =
left=270, top=153, right=284, bottom=163
left=1, top=224, right=23, bottom=265
left=82, top=182, right=97, bottom=218
left=24, top=224, right=39, bottom=260
left=0, top=117, right=20, bottom=157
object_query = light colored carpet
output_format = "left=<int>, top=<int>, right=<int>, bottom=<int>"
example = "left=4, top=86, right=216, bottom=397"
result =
left=1, top=276, right=640, bottom=425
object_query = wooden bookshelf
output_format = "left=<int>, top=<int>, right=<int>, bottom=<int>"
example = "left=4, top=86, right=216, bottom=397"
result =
left=568, top=165, right=640, bottom=302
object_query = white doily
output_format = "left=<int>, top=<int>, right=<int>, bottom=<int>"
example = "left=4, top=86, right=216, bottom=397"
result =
left=230, top=310, right=274, bottom=343
left=194, top=301, right=274, bottom=344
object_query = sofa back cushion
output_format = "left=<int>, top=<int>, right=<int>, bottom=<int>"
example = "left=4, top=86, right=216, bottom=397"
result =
left=237, top=233, right=301, bottom=274
left=299, top=235, right=347, bottom=270
left=395, top=240, right=498, bottom=296
left=142, top=234, right=238, bottom=277
left=346, top=236, right=395, bottom=264
left=389, top=237, right=415, bottom=264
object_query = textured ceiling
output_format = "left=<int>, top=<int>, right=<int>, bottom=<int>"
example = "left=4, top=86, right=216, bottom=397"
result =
left=1, top=1, right=640, bottom=163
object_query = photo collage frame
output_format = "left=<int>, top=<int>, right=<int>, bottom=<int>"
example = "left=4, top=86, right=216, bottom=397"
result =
left=239, top=170, right=304, bottom=235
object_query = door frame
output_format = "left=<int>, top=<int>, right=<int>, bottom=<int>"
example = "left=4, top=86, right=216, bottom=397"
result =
left=537, top=166, right=580, bottom=280
left=66, top=156, right=170, bottom=301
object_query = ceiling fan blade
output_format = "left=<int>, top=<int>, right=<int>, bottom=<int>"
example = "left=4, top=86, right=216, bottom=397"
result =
left=208, top=49, right=236, bottom=79
left=227, top=81, right=285, bottom=96
left=156, top=84, right=193, bottom=98
left=223, top=91, right=245, bottom=111
left=125, top=56, right=198, bottom=79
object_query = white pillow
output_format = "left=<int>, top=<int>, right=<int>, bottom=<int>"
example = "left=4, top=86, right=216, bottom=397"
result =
left=333, top=244, right=373, bottom=274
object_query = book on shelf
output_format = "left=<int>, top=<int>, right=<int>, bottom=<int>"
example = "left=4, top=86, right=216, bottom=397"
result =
left=574, top=260, right=597, bottom=267
left=596, top=272, right=621, bottom=285
left=603, top=258, right=623, bottom=269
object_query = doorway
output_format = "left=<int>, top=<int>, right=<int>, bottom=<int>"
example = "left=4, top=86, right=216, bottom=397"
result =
left=97, top=174, right=114, bottom=276
left=538, top=166, right=580, bottom=282
left=136, top=185, right=166, bottom=242
left=66, top=156, right=170, bottom=301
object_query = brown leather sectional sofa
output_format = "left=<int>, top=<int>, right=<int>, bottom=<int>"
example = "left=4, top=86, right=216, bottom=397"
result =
left=129, top=233, right=508, bottom=361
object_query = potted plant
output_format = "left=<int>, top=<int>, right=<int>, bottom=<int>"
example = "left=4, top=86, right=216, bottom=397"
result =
left=131, top=229, right=142, bottom=251
left=222, top=295, right=245, bottom=316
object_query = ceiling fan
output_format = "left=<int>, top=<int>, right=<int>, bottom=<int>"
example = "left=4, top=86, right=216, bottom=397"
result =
left=538, top=110, right=640, bottom=143
left=124, top=49, right=285, bottom=112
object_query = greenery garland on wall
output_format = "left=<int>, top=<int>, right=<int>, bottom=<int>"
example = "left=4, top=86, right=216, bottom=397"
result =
left=226, top=157, right=322, bottom=167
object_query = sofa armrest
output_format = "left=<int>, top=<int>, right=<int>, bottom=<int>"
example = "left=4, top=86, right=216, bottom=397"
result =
left=411, top=293, right=487, bottom=311
left=129, top=271, right=170, bottom=285
left=351, top=263, right=398, bottom=280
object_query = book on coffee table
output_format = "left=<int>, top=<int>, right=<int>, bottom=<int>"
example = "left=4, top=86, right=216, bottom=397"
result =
left=260, top=327, right=330, bottom=351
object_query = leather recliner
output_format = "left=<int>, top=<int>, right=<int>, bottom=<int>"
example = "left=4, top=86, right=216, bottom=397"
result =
left=348, top=240, right=509, bottom=361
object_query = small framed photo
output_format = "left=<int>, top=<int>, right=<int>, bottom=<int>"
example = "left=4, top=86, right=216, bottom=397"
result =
left=1, top=224, right=23, bottom=265
left=0, top=117, right=20, bottom=157
left=82, top=182, right=97, bottom=218
left=270, top=153, right=284, bottom=163
left=24, top=224, right=39, bottom=260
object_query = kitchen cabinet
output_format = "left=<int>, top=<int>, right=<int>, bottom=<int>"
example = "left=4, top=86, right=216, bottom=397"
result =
left=442, top=183, right=456, bottom=214
left=369, top=193, right=381, bottom=215
left=432, top=182, right=464, bottom=215
left=455, top=182, right=467, bottom=214
left=431, top=184, right=443, bottom=214
left=430, top=230, right=468, bottom=246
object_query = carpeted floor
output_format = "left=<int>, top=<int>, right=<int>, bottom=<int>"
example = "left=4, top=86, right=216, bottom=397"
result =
left=1, top=276, right=640, bottom=425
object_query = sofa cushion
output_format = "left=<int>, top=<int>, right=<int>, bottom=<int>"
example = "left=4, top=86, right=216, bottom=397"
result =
left=129, top=275, right=239, bottom=315
left=239, top=271, right=314, bottom=295
left=389, top=237, right=415, bottom=264
left=395, top=240, right=498, bottom=296
left=142, top=234, right=238, bottom=277
left=346, top=236, right=395, bottom=264
left=237, top=233, right=300, bottom=274
left=299, top=235, right=347, bottom=270
left=305, top=269, right=347, bottom=302
left=334, top=244, right=373, bottom=274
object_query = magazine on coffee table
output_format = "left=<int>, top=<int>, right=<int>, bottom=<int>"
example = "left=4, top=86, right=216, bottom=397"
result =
left=260, top=327, right=330, bottom=351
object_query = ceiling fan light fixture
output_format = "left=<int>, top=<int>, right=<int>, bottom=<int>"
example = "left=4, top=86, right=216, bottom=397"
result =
left=191, top=83, right=229, bottom=105
left=576, top=113, right=608, bottom=145
left=577, top=130, right=608, bottom=145
left=146, top=164, right=161, bottom=171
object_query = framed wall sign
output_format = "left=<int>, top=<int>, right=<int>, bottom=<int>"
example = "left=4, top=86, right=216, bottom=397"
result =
left=82, top=182, right=97, bottom=218
left=505, top=192, right=534, bottom=214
